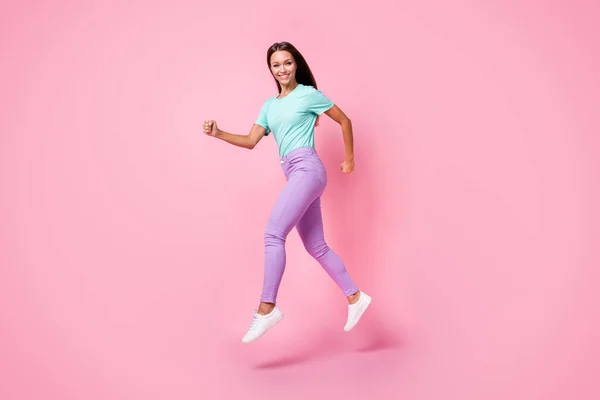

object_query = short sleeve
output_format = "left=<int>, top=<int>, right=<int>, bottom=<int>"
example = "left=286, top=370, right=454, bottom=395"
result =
left=254, top=100, right=271, bottom=136
left=305, top=86, right=334, bottom=115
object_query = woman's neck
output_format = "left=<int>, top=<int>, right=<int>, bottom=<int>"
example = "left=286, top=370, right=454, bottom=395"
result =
left=279, top=81, right=299, bottom=97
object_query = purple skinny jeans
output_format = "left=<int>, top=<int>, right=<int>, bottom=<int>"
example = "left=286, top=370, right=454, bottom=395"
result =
left=260, top=147, right=359, bottom=303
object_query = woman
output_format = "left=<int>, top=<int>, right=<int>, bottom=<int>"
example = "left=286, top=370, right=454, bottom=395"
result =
left=203, top=42, right=371, bottom=344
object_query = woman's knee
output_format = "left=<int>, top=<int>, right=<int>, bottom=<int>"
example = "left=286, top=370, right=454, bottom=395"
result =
left=264, top=228, right=286, bottom=245
left=304, top=240, right=329, bottom=259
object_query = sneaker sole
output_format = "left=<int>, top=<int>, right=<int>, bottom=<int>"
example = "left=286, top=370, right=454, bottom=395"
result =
left=242, top=312, right=284, bottom=344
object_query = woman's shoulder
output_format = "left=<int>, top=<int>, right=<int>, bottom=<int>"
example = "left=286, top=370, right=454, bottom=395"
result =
left=260, top=96, right=276, bottom=107
left=296, top=84, right=321, bottom=98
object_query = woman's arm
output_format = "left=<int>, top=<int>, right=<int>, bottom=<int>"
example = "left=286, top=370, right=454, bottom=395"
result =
left=204, top=120, right=267, bottom=150
left=323, top=105, right=355, bottom=173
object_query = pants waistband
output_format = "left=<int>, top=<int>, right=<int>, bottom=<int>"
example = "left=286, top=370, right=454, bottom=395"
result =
left=280, top=147, right=317, bottom=164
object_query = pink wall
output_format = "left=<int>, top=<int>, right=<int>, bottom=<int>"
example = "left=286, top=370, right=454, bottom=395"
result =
left=1, top=1, right=599, bottom=399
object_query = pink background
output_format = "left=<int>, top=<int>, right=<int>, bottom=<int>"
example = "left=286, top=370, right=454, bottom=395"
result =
left=1, top=1, right=599, bottom=399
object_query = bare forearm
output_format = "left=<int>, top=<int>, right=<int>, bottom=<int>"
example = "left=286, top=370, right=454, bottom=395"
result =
left=341, top=119, right=354, bottom=161
left=215, top=129, right=255, bottom=149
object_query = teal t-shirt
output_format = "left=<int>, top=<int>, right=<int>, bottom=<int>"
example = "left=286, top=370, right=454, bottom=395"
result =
left=254, top=84, right=334, bottom=158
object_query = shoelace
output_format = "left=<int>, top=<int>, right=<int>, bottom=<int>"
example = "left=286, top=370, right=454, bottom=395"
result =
left=348, top=298, right=361, bottom=315
left=248, top=314, right=262, bottom=332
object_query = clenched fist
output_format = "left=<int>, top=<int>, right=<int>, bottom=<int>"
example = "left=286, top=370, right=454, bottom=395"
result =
left=340, top=159, right=355, bottom=174
left=203, top=120, right=219, bottom=137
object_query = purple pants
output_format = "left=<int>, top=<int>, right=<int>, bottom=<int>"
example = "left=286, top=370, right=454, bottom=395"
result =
left=260, top=147, right=359, bottom=303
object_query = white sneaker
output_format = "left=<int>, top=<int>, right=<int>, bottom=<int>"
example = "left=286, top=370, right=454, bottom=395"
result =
left=241, top=306, right=284, bottom=344
left=344, top=291, right=372, bottom=332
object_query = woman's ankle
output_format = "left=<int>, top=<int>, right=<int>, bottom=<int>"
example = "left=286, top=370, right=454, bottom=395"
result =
left=257, top=302, right=275, bottom=315
left=347, top=291, right=361, bottom=304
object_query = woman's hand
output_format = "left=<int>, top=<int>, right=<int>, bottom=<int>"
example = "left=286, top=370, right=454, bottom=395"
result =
left=340, top=159, right=355, bottom=174
left=203, top=120, right=219, bottom=137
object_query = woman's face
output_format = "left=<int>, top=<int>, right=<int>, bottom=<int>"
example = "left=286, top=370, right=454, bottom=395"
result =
left=270, top=50, right=297, bottom=86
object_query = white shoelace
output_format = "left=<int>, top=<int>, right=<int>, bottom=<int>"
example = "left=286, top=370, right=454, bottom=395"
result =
left=348, top=297, right=362, bottom=314
left=248, top=314, right=262, bottom=331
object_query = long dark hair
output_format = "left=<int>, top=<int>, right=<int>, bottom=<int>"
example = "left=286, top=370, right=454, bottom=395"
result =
left=266, top=41, right=318, bottom=93
left=266, top=42, right=321, bottom=125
